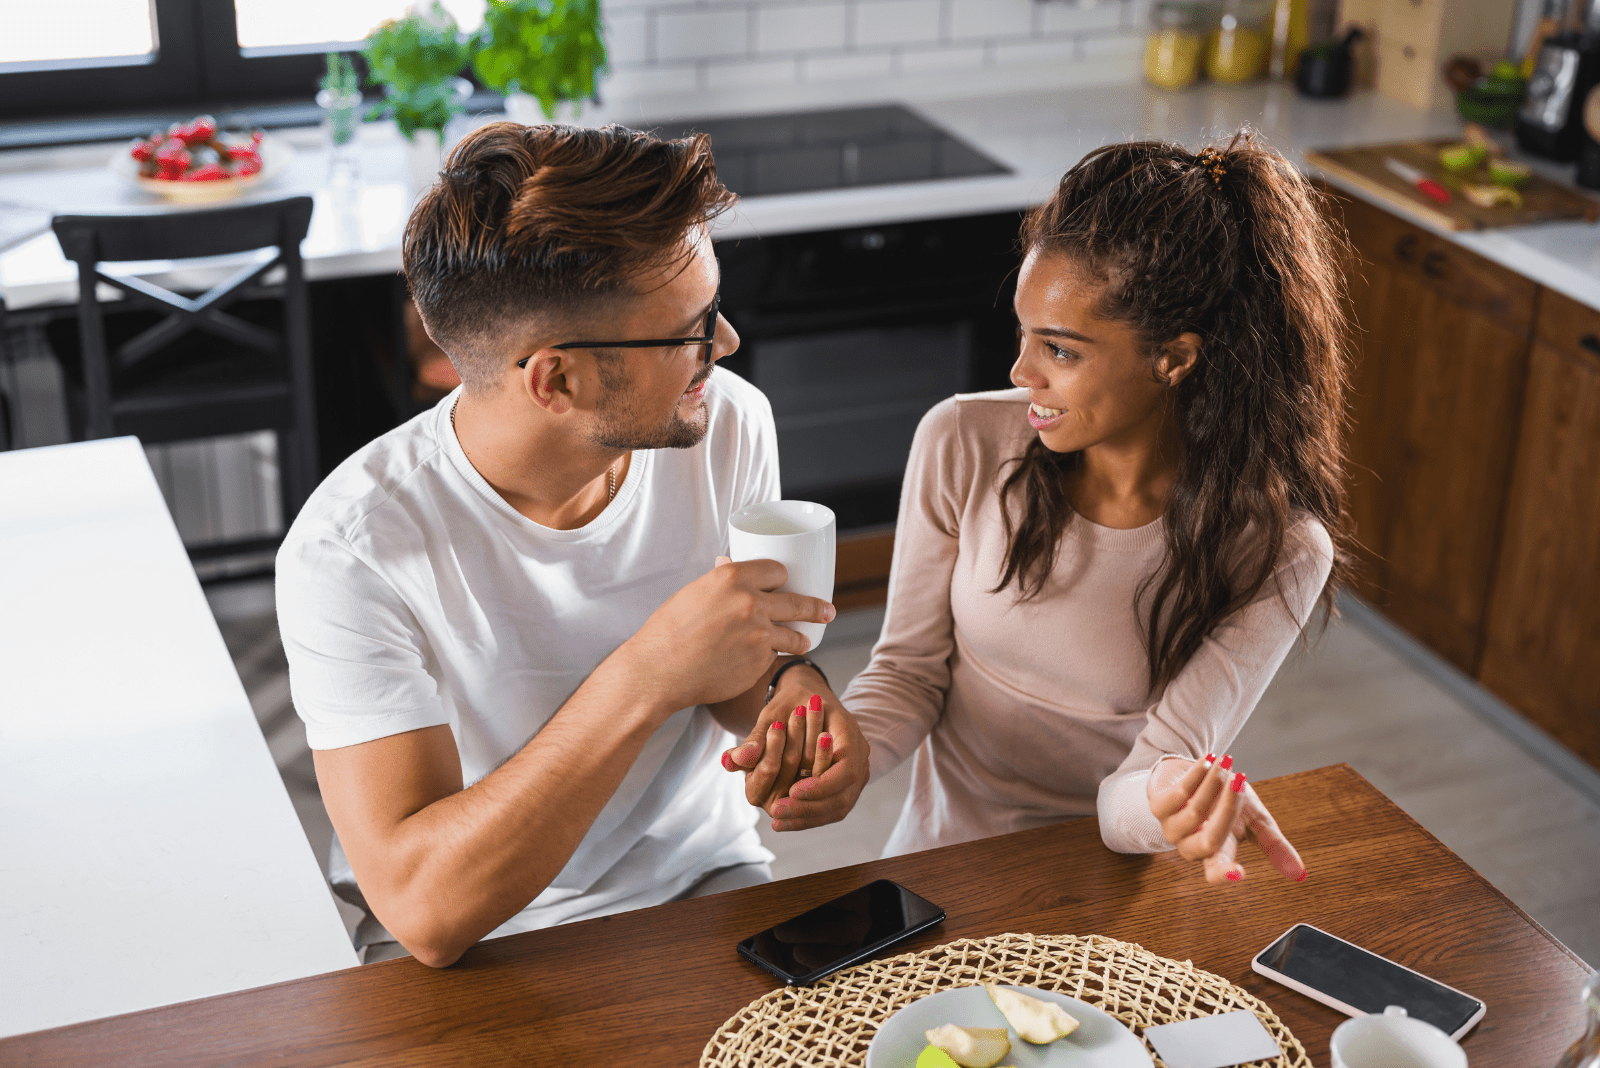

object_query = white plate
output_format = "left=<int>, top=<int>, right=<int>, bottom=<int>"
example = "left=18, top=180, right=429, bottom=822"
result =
left=866, top=985, right=1154, bottom=1068
left=108, top=135, right=293, bottom=204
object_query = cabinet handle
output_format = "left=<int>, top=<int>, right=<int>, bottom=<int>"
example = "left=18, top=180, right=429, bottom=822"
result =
left=1394, top=234, right=1419, bottom=263
left=1421, top=251, right=1447, bottom=279
left=1582, top=334, right=1600, bottom=357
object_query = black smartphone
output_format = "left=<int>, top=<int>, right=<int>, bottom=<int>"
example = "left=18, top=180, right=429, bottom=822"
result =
left=1252, top=923, right=1487, bottom=1040
left=737, top=879, right=946, bottom=986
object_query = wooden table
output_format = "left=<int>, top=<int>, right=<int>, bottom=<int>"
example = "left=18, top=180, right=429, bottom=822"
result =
left=2, top=764, right=1588, bottom=1066
left=0, top=439, right=356, bottom=1040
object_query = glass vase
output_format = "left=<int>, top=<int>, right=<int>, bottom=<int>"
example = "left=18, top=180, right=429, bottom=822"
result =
left=316, top=87, right=362, bottom=187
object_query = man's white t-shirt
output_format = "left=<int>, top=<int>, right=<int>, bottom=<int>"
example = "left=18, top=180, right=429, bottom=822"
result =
left=275, top=367, right=777, bottom=939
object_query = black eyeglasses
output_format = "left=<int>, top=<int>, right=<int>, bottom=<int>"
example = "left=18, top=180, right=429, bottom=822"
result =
left=517, top=292, right=721, bottom=369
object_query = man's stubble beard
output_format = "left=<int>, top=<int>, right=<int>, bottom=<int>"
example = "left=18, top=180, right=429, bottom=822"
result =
left=588, top=356, right=713, bottom=451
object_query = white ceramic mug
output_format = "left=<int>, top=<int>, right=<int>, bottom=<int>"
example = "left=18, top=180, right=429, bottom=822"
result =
left=727, top=500, right=836, bottom=650
left=1331, top=1006, right=1468, bottom=1068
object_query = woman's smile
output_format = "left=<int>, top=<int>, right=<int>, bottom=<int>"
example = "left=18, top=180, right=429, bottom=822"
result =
left=1027, top=401, right=1066, bottom=429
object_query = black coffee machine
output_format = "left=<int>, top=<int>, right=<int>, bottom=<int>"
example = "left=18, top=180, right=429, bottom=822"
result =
left=1516, top=0, right=1600, bottom=161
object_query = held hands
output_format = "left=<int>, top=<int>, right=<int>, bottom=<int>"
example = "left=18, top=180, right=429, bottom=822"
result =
left=623, top=558, right=835, bottom=713
left=720, top=668, right=870, bottom=833
left=1148, top=754, right=1307, bottom=885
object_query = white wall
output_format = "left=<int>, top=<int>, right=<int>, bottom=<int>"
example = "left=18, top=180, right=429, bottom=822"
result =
left=598, top=0, right=1145, bottom=101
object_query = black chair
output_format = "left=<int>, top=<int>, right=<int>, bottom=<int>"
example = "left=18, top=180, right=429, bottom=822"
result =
left=48, top=197, right=318, bottom=562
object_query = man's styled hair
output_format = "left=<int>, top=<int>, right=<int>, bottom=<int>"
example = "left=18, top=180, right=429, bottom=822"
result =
left=403, top=121, right=736, bottom=390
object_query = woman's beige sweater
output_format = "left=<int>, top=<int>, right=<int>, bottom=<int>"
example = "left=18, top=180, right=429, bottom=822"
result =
left=841, top=389, right=1334, bottom=857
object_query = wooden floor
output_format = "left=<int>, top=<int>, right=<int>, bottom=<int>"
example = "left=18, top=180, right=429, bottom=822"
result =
left=215, top=587, right=1599, bottom=969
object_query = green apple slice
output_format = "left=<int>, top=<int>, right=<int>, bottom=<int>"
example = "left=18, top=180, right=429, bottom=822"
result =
left=984, top=985, right=1082, bottom=1044
left=915, top=1044, right=964, bottom=1068
left=924, top=1024, right=1011, bottom=1068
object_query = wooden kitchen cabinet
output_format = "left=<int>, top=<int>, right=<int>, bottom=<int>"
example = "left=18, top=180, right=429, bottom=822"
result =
left=1477, top=288, right=1600, bottom=766
left=1325, top=191, right=1537, bottom=672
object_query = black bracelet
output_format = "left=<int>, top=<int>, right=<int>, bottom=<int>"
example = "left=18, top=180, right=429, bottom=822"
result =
left=766, top=657, right=829, bottom=703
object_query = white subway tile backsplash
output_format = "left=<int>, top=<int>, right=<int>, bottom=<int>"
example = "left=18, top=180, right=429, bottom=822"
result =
left=757, top=2, right=850, bottom=54
left=1077, top=32, right=1144, bottom=59
left=597, top=0, right=1140, bottom=104
left=801, top=49, right=896, bottom=82
left=655, top=7, right=751, bottom=62
left=601, top=65, right=703, bottom=97
left=897, top=41, right=988, bottom=72
left=605, top=11, right=651, bottom=66
left=855, top=0, right=943, bottom=48
left=949, top=0, right=1035, bottom=40
left=705, top=55, right=803, bottom=89
left=1039, top=1, right=1126, bottom=35
left=993, top=35, right=1084, bottom=66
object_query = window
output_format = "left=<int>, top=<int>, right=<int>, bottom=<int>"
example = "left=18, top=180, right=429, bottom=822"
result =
left=0, top=1, right=489, bottom=125
left=0, top=1, right=155, bottom=69
left=234, top=0, right=485, bottom=54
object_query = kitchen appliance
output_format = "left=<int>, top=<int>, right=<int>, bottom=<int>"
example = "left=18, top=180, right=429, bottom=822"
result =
left=649, top=106, right=1020, bottom=532
left=645, top=104, right=1008, bottom=197
left=1295, top=26, right=1362, bottom=98
left=1578, top=82, right=1600, bottom=185
left=1515, top=0, right=1600, bottom=160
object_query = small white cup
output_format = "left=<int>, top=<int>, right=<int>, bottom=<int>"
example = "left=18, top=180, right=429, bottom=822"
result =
left=727, top=500, right=836, bottom=651
left=1331, top=1006, right=1467, bottom=1068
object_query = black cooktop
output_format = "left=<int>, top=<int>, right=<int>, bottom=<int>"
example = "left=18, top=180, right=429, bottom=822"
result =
left=642, top=104, right=1010, bottom=197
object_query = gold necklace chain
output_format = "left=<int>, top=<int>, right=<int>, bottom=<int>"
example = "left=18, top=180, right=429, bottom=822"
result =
left=451, top=395, right=618, bottom=502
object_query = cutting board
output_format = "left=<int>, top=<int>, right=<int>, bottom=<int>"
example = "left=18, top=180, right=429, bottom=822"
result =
left=1306, top=139, right=1600, bottom=231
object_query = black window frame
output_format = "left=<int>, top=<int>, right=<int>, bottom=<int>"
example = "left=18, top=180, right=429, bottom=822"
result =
left=0, top=0, right=393, bottom=125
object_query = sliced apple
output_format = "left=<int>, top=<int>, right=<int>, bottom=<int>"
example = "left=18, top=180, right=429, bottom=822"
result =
left=924, top=1024, right=1011, bottom=1068
left=984, top=984, right=1081, bottom=1044
left=915, top=1044, right=964, bottom=1068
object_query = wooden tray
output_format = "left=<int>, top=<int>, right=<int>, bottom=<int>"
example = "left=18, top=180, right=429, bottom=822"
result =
left=1306, top=139, right=1600, bottom=231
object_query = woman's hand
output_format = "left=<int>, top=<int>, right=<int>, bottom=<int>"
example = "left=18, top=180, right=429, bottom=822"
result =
left=1148, top=754, right=1307, bottom=885
left=719, top=666, right=870, bottom=832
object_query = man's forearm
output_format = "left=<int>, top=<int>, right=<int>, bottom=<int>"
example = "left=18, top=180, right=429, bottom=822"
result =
left=323, top=654, right=675, bottom=968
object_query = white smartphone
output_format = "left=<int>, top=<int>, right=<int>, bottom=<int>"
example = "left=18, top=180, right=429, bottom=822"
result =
left=1252, top=923, right=1487, bottom=1041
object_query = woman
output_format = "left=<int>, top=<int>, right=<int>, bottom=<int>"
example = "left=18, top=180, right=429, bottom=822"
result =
left=728, top=131, right=1351, bottom=884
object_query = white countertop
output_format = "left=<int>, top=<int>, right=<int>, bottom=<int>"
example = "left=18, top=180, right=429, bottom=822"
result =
left=0, top=438, right=358, bottom=1038
left=1, top=78, right=1597, bottom=312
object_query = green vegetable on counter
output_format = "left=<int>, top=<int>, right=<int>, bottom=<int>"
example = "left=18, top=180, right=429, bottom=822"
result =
left=1439, top=142, right=1489, bottom=173
left=1489, top=159, right=1531, bottom=187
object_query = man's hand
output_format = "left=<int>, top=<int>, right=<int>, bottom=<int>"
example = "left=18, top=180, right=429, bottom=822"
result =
left=720, top=665, right=870, bottom=832
left=1148, top=755, right=1307, bottom=885
left=623, top=559, right=835, bottom=712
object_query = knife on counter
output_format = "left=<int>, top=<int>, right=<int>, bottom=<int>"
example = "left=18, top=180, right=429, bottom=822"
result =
left=1383, top=157, right=1451, bottom=205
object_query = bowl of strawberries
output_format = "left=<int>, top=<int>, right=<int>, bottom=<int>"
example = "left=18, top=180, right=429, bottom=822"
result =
left=114, top=115, right=293, bottom=203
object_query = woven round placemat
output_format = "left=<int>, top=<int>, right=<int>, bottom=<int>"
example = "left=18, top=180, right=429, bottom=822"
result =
left=702, top=932, right=1310, bottom=1068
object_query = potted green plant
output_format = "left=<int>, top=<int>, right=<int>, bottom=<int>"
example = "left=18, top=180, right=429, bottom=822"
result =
left=362, top=2, right=474, bottom=192
left=472, top=0, right=607, bottom=125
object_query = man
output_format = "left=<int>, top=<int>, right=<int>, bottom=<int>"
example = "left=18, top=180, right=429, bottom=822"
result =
left=276, top=122, right=865, bottom=968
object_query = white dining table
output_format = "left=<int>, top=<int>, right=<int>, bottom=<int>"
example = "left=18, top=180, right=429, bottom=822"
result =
left=0, top=437, right=357, bottom=1039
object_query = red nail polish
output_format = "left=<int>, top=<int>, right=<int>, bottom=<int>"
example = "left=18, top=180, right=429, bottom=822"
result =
left=771, top=721, right=785, bottom=731
left=1295, top=870, right=1309, bottom=882
left=795, top=706, right=805, bottom=719
left=1231, top=772, right=1246, bottom=793
left=1226, top=870, right=1243, bottom=882
left=809, top=694, right=822, bottom=712
left=1219, top=755, right=1234, bottom=771
left=721, top=751, right=733, bottom=771
left=818, top=734, right=832, bottom=749
left=1203, top=753, right=1216, bottom=764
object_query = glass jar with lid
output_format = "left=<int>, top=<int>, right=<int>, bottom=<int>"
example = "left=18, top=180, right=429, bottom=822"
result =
left=1144, top=0, right=1216, bottom=90
left=1205, top=0, right=1273, bottom=83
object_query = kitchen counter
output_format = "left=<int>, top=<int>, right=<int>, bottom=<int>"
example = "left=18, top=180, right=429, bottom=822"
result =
left=1, top=80, right=1596, bottom=312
